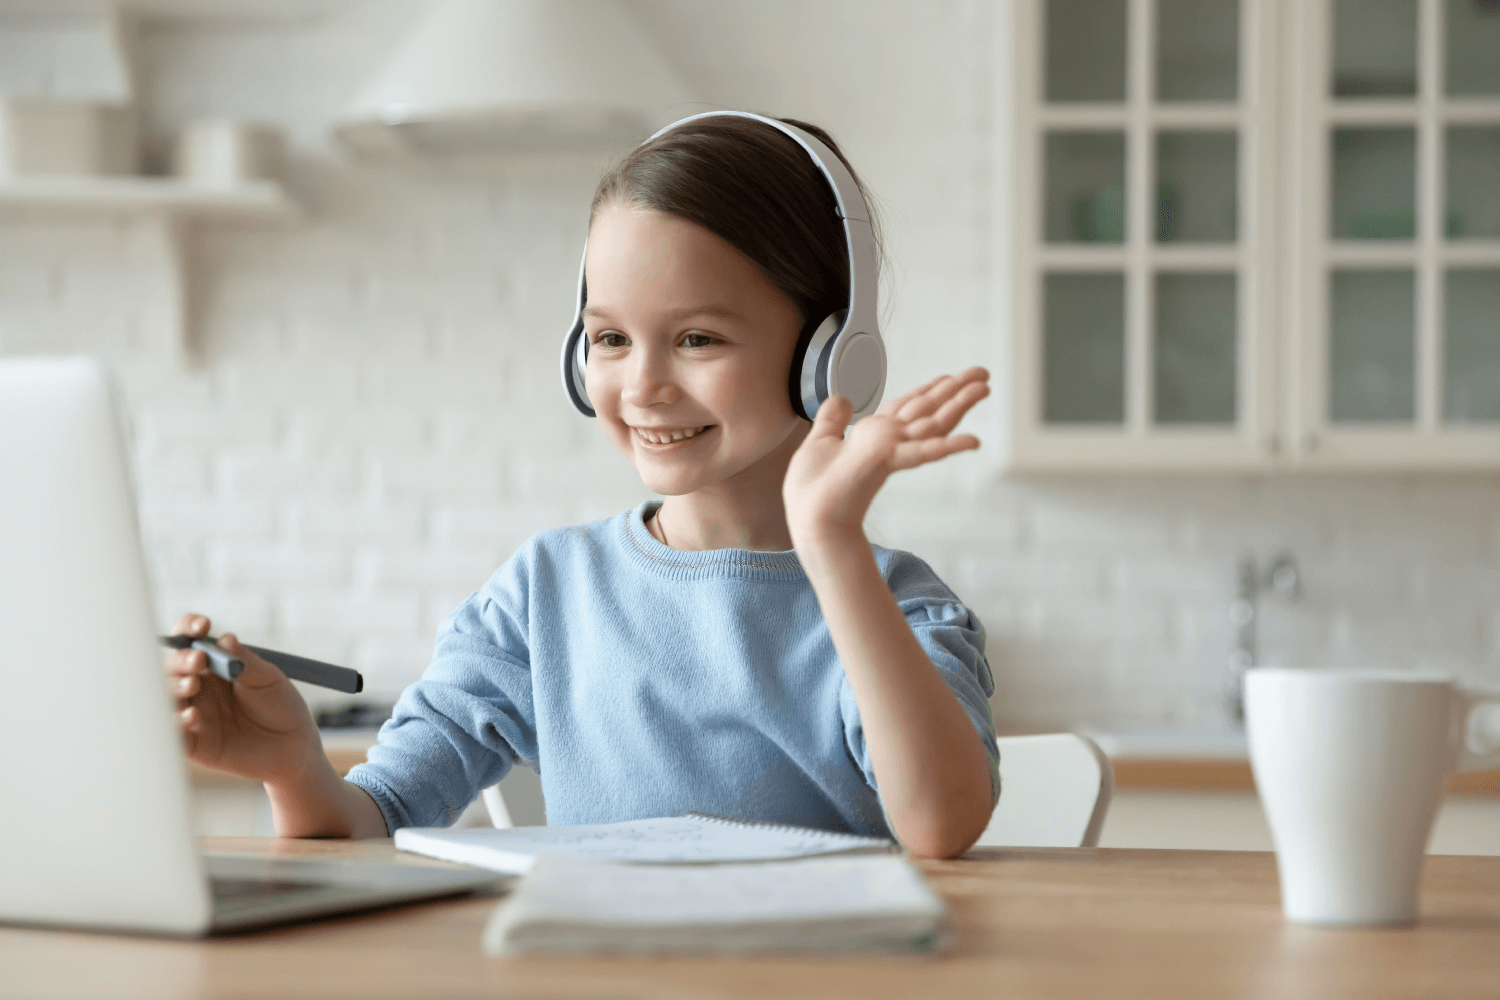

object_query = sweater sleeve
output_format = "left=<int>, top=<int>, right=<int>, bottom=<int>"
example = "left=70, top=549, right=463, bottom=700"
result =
left=345, top=548, right=539, bottom=834
left=838, top=553, right=1002, bottom=808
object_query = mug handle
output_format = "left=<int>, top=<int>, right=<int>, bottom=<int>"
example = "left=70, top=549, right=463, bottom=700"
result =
left=1456, top=689, right=1500, bottom=773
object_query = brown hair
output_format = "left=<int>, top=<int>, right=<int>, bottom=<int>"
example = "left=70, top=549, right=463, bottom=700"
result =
left=589, top=115, right=881, bottom=341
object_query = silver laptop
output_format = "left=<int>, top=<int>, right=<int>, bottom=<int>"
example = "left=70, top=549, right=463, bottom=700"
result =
left=0, top=356, right=502, bottom=935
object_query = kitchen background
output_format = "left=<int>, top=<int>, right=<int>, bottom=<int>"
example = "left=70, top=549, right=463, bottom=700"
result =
left=2, top=0, right=1497, bottom=845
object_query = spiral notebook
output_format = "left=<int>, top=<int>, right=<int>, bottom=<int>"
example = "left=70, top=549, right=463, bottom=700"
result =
left=393, top=814, right=896, bottom=875
left=481, top=854, right=949, bottom=956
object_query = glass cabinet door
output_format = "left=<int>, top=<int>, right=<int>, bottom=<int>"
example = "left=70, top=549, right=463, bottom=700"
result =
left=1043, top=273, right=1127, bottom=422
left=1154, top=272, right=1238, bottom=423
left=1444, top=269, right=1500, bottom=422
left=1011, top=0, right=1500, bottom=472
left=1328, top=269, right=1416, bottom=421
left=1295, top=0, right=1500, bottom=466
left=1331, top=0, right=1417, bottom=96
left=1157, top=0, right=1240, bottom=99
left=1445, top=0, right=1500, bottom=95
left=1157, top=131, right=1239, bottom=242
left=1329, top=127, right=1417, bottom=239
left=1014, top=0, right=1273, bottom=470
left=1439, top=4, right=1500, bottom=435
left=1045, top=0, right=1129, bottom=101
left=1045, top=132, right=1128, bottom=243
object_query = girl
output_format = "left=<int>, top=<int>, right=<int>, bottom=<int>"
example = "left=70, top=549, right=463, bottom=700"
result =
left=168, top=114, right=998, bottom=859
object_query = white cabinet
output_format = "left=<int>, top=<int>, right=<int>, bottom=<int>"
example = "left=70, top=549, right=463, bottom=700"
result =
left=1006, top=0, right=1500, bottom=471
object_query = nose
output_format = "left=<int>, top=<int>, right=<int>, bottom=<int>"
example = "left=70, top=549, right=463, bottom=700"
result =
left=619, top=342, right=680, bottom=409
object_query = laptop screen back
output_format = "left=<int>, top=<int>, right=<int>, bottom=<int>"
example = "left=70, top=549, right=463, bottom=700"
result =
left=0, top=356, right=211, bottom=934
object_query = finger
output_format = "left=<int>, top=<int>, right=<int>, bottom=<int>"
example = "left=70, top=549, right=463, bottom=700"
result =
left=888, top=374, right=956, bottom=423
left=808, top=394, right=854, bottom=441
left=881, top=367, right=989, bottom=422
left=174, top=671, right=201, bottom=702
left=166, top=647, right=210, bottom=679
left=895, top=367, right=989, bottom=423
left=217, top=633, right=285, bottom=690
left=889, top=434, right=981, bottom=471
left=177, top=708, right=198, bottom=755
left=878, top=373, right=949, bottom=417
left=178, top=705, right=202, bottom=735
left=904, top=380, right=991, bottom=439
left=172, top=613, right=211, bottom=638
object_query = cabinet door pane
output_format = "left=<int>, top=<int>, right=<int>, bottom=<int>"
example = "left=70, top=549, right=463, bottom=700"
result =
left=1046, top=0, right=1129, bottom=102
left=1446, top=0, right=1500, bottom=96
left=1155, top=273, right=1237, bottom=424
left=1157, top=131, right=1238, bottom=242
left=1446, top=125, right=1500, bottom=239
left=1157, top=0, right=1239, bottom=101
left=1332, top=0, right=1418, bottom=96
left=1045, top=132, right=1127, bottom=243
left=1444, top=269, right=1500, bottom=423
left=1331, top=127, right=1417, bottom=239
left=1330, top=269, right=1416, bottom=422
left=1044, top=273, right=1126, bottom=424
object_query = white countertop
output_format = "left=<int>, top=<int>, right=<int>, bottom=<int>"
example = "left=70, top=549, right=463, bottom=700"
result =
left=318, top=728, right=382, bottom=751
left=1080, top=725, right=1249, bottom=760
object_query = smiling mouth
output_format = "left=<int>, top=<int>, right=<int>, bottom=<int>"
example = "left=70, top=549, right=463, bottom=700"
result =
left=632, top=424, right=713, bottom=446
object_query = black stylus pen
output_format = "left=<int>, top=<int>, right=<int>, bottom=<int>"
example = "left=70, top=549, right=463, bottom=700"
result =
left=159, top=635, right=364, bottom=694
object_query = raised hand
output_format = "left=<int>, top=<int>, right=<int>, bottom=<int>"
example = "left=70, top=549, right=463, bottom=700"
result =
left=783, top=366, right=990, bottom=544
left=165, top=613, right=321, bottom=783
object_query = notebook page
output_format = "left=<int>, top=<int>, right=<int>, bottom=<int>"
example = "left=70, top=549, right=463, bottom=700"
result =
left=397, top=815, right=892, bottom=867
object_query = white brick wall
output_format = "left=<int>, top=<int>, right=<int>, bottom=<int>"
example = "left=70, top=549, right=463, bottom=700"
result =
left=2, top=1, right=1497, bottom=729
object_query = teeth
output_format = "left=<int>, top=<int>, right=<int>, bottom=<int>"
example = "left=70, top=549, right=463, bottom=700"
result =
left=636, top=425, right=707, bottom=444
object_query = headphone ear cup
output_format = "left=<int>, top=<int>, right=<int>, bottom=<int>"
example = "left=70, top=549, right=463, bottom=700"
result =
left=829, top=331, right=886, bottom=416
left=790, top=312, right=843, bottom=421
left=562, top=318, right=594, bottom=416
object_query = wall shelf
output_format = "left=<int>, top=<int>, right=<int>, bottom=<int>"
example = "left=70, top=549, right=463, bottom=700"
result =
left=0, top=176, right=299, bottom=354
left=0, top=176, right=297, bottom=218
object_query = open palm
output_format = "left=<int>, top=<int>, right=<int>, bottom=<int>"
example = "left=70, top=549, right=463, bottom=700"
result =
left=783, top=366, right=990, bottom=542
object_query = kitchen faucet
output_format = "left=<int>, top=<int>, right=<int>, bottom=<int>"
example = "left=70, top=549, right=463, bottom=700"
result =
left=1227, top=552, right=1301, bottom=722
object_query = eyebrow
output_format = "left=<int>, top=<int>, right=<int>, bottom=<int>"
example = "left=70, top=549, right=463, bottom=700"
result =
left=582, top=304, right=745, bottom=323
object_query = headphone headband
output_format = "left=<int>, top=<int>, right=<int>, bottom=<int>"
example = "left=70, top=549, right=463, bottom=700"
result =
left=643, top=112, right=871, bottom=224
left=561, top=111, right=885, bottom=423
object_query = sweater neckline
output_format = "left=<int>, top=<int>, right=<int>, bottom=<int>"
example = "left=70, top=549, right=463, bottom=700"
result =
left=619, top=501, right=807, bottom=581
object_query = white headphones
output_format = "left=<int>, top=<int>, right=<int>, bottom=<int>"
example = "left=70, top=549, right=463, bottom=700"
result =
left=560, top=111, right=886, bottom=423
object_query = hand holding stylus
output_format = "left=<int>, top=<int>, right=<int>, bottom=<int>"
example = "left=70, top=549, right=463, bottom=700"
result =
left=164, top=614, right=325, bottom=784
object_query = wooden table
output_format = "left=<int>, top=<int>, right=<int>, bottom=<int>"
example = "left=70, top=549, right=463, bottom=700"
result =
left=4, top=840, right=1499, bottom=1000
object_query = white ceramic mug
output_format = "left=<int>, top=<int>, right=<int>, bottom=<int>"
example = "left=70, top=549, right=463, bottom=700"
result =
left=1244, top=668, right=1500, bottom=926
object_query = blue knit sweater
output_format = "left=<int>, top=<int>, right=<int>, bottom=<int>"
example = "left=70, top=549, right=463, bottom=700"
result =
left=346, top=502, right=999, bottom=839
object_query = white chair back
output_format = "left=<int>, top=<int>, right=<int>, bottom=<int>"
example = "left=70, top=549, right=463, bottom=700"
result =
left=481, top=765, right=547, bottom=828
left=976, top=733, right=1115, bottom=848
left=480, top=784, right=513, bottom=829
left=481, top=733, right=1115, bottom=848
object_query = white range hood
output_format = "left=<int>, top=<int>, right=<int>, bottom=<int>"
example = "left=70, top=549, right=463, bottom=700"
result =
left=334, top=0, right=697, bottom=159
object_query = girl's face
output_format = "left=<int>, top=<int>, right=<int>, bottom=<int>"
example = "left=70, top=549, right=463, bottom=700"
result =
left=582, top=204, right=808, bottom=498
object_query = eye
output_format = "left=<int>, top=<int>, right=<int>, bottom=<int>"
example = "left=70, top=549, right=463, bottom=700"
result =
left=682, top=332, right=718, bottom=349
left=594, top=330, right=629, bottom=349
